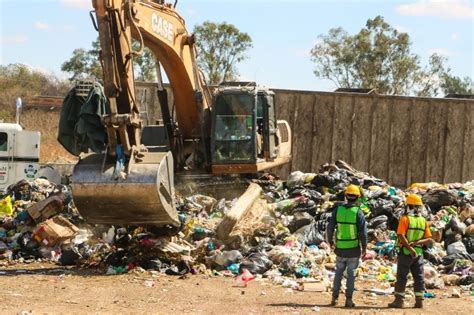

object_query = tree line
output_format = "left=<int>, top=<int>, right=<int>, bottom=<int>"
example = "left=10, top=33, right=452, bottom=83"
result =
left=1, top=18, right=472, bottom=100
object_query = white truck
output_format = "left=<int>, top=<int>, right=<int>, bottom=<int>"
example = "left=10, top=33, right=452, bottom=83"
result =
left=0, top=97, right=64, bottom=193
left=0, top=122, right=41, bottom=193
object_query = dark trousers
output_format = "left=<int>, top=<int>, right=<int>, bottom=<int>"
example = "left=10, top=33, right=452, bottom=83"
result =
left=394, top=252, right=425, bottom=298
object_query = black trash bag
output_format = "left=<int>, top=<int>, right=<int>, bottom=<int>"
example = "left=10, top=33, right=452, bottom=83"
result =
left=368, top=215, right=388, bottom=229
left=59, top=248, right=82, bottom=265
left=389, top=195, right=404, bottom=205
left=105, top=249, right=128, bottom=267
left=463, top=236, right=474, bottom=254
left=423, top=249, right=443, bottom=265
left=361, top=177, right=386, bottom=187
left=442, top=252, right=474, bottom=266
left=142, top=259, right=163, bottom=270
left=447, top=217, right=467, bottom=235
left=239, top=252, right=273, bottom=274
left=292, top=202, right=317, bottom=217
left=422, top=189, right=458, bottom=212
left=294, top=222, right=325, bottom=246
left=165, top=260, right=190, bottom=276
left=7, top=180, right=33, bottom=201
left=368, top=199, right=395, bottom=217
left=311, top=174, right=337, bottom=188
left=304, top=190, right=324, bottom=203
left=17, top=233, right=41, bottom=259
left=364, top=189, right=387, bottom=199
left=459, top=274, right=474, bottom=286
left=288, top=212, right=314, bottom=233
left=443, top=233, right=458, bottom=250
left=314, top=212, right=332, bottom=234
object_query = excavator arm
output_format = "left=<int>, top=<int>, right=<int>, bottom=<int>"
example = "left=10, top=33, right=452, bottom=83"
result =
left=92, top=0, right=210, bottom=156
left=71, top=0, right=215, bottom=227
left=71, top=0, right=292, bottom=227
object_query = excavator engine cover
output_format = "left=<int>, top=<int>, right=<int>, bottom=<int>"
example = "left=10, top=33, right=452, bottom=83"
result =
left=71, top=151, right=179, bottom=226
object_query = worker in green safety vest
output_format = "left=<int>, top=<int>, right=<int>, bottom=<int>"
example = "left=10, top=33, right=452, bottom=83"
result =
left=326, top=184, right=367, bottom=308
left=388, top=193, right=432, bottom=309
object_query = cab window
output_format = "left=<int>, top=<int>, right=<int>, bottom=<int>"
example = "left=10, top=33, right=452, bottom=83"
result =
left=0, top=133, right=8, bottom=152
left=213, top=94, right=255, bottom=162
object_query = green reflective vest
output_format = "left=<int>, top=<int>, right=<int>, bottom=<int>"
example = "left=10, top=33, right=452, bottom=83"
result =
left=400, top=215, right=426, bottom=256
left=335, top=205, right=360, bottom=249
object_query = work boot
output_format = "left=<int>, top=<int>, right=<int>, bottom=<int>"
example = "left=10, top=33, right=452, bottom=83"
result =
left=414, top=297, right=423, bottom=308
left=388, top=295, right=404, bottom=308
left=344, top=298, right=355, bottom=308
left=330, top=296, right=338, bottom=306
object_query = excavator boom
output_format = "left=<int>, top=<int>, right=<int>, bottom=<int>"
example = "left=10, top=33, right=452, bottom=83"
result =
left=70, top=0, right=292, bottom=227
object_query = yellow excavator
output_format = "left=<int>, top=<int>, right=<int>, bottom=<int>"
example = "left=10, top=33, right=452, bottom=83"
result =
left=71, top=0, right=292, bottom=227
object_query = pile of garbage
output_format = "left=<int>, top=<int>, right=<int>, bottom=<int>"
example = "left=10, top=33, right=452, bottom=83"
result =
left=0, top=160, right=473, bottom=295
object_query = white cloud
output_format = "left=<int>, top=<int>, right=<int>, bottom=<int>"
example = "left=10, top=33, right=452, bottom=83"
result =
left=395, top=25, right=410, bottom=33
left=34, top=22, right=50, bottom=31
left=60, top=0, right=92, bottom=10
left=428, top=48, right=459, bottom=57
left=451, top=32, right=459, bottom=40
left=1, top=35, right=27, bottom=44
left=396, top=0, right=474, bottom=20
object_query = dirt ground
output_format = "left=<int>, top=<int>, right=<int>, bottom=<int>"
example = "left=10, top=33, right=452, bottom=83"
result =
left=0, top=263, right=472, bottom=314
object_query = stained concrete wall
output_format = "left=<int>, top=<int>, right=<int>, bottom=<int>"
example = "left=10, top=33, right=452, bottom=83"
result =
left=135, top=83, right=474, bottom=186
left=271, top=89, right=474, bottom=186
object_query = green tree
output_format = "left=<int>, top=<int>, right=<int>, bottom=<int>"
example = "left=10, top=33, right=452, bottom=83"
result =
left=311, top=16, right=422, bottom=95
left=132, top=41, right=157, bottom=82
left=61, top=46, right=102, bottom=80
left=442, top=75, right=473, bottom=95
left=62, top=38, right=157, bottom=82
left=0, top=63, right=70, bottom=109
left=310, top=16, right=471, bottom=96
left=194, top=21, right=252, bottom=85
left=417, top=54, right=473, bottom=96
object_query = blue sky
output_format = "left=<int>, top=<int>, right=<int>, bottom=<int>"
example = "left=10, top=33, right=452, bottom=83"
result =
left=1, top=0, right=473, bottom=91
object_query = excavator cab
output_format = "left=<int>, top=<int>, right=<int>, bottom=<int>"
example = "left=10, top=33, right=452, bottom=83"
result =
left=211, top=83, right=291, bottom=174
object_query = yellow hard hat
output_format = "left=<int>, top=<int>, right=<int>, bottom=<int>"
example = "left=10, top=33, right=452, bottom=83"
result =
left=345, top=185, right=361, bottom=197
left=406, top=194, right=423, bottom=206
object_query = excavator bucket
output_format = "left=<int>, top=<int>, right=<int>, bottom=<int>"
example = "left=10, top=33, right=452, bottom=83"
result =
left=71, top=151, right=179, bottom=227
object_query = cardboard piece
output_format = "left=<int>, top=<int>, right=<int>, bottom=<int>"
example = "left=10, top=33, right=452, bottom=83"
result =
left=33, top=215, right=78, bottom=246
left=27, top=193, right=65, bottom=223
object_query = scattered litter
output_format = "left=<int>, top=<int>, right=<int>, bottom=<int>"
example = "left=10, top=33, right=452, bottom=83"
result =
left=144, top=279, right=156, bottom=288
left=311, top=305, right=320, bottom=312
left=0, top=161, right=472, bottom=299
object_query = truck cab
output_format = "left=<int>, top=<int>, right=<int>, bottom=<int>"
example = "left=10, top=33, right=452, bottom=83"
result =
left=0, top=123, right=41, bottom=193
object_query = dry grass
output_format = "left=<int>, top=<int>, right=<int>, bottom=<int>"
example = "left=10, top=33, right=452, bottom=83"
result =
left=21, top=109, right=77, bottom=163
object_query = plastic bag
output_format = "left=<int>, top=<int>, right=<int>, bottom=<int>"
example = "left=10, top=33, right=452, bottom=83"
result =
left=211, top=250, right=243, bottom=269
left=447, top=241, right=468, bottom=256
left=463, top=236, right=474, bottom=254
left=0, top=196, right=13, bottom=216
left=239, top=252, right=273, bottom=274
left=368, top=215, right=388, bottom=229
left=422, top=189, right=457, bottom=212
left=448, top=217, right=467, bottom=235
left=287, top=171, right=316, bottom=189
left=288, top=212, right=314, bottom=233
left=294, top=222, right=325, bottom=246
